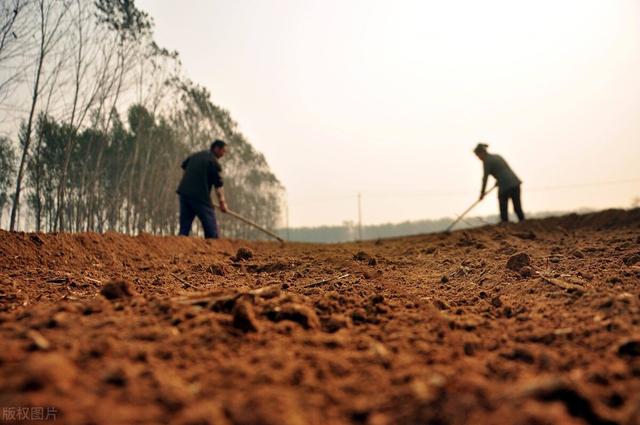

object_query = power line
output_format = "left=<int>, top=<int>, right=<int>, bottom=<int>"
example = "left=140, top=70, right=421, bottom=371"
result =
left=527, top=178, right=640, bottom=192
left=288, top=177, right=640, bottom=205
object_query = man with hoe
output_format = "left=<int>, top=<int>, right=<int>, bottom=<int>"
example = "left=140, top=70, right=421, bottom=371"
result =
left=177, top=139, right=228, bottom=239
left=474, top=143, right=525, bottom=223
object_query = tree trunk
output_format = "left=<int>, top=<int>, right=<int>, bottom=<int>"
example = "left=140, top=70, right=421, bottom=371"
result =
left=9, top=2, right=47, bottom=231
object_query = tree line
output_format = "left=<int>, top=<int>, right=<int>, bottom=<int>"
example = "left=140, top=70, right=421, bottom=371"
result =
left=280, top=210, right=593, bottom=243
left=0, top=0, right=283, bottom=238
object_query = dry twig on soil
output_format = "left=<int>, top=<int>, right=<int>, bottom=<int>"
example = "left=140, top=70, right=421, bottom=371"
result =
left=171, top=273, right=199, bottom=290
left=303, top=273, right=350, bottom=288
left=539, top=274, right=585, bottom=294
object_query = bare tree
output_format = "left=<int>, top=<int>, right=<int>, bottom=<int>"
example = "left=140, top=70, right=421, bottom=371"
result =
left=0, top=0, right=35, bottom=128
left=0, top=0, right=22, bottom=54
left=9, top=0, right=70, bottom=231
left=54, top=0, right=106, bottom=230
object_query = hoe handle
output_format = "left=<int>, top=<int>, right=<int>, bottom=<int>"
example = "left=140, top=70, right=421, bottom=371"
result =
left=445, top=185, right=497, bottom=233
left=213, top=203, right=284, bottom=242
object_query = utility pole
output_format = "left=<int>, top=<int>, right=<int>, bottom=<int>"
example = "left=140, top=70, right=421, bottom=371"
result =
left=286, top=203, right=290, bottom=241
left=358, top=193, right=362, bottom=241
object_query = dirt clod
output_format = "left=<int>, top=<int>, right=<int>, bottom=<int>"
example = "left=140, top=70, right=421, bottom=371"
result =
left=513, top=230, right=536, bottom=240
left=490, top=296, right=503, bottom=308
left=369, top=294, right=384, bottom=304
left=507, top=252, right=531, bottom=271
left=208, top=263, right=226, bottom=276
left=353, top=251, right=373, bottom=262
left=324, top=314, right=350, bottom=333
left=623, top=253, right=640, bottom=266
left=234, top=247, right=254, bottom=261
left=572, top=249, right=585, bottom=259
left=104, top=368, right=128, bottom=387
left=519, top=266, right=534, bottom=278
left=617, top=339, right=640, bottom=357
left=100, top=280, right=136, bottom=300
left=268, top=303, right=320, bottom=329
left=232, top=299, right=260, bottom=332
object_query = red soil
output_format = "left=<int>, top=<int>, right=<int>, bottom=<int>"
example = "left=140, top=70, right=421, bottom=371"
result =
left=1, top=209, right=640, bottom=424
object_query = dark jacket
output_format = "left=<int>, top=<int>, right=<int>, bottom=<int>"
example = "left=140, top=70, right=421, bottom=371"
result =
left=176, top=150, right=223, bottom=206
left=483, top=153, right=521, bottom=193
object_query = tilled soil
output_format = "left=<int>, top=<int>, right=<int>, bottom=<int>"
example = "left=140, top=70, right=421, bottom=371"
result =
left=1, top=209, right=640, bottom=425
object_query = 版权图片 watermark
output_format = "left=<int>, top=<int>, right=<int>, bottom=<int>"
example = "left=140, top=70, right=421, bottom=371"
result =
left=2, top=406, right=58, bottom=421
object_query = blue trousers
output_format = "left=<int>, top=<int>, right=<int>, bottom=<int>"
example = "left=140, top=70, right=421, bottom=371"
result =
left=178, top=195, right=219, bottom=239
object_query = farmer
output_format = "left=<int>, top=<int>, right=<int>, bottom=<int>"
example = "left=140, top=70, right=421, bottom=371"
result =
left=177, top=139, right=228, bottom=238
left=474, top=143, right=525, bottom=223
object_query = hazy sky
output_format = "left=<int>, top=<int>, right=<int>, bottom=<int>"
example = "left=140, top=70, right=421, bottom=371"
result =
left=139, top=0, right=640, bottom=227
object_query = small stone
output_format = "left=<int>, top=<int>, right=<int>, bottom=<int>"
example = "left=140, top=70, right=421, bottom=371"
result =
left=423, top=247, right=437, bottom=254
left=368, top=257, right=378, bottom=266
left=507, top=252, right=531, bottom=271
left=100, top=280, right=136, bottom=300
left=440, top=275, right=449, bottom=284
left=234, top=247, right=253, bottom=261
left=232, top=299, right=260, bottom=332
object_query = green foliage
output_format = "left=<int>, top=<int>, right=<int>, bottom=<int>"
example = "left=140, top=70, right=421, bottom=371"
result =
left=0, top=136, right=16, bottom=211
left=21, top=99, right=283, bottom=237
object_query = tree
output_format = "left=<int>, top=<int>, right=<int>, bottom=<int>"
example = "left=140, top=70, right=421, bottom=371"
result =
left=9, top=0, right=70, bottom=231
left=0, top=136, right=17, bottom=225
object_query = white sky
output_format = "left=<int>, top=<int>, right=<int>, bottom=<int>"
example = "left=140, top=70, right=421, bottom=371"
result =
left=139, top=0, right=640, bottom=227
